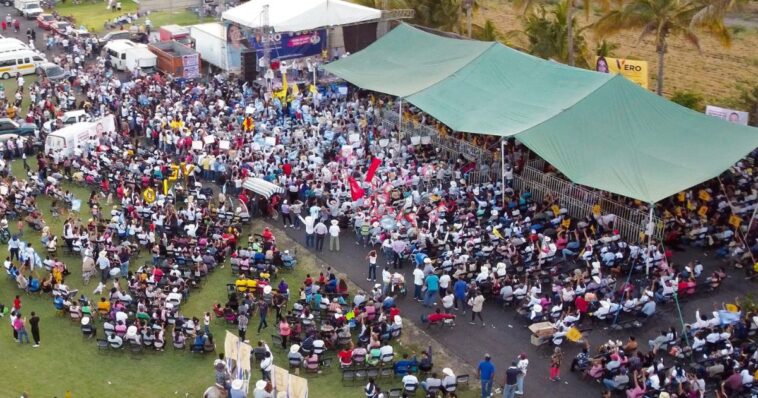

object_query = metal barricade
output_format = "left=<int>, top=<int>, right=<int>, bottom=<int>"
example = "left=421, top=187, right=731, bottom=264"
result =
left=513, top=174, right=664, bottom=242
left=380, top=110, right=494, bottom=164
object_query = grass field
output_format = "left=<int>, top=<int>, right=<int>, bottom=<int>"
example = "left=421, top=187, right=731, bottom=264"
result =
left=475, top=0, right=758, bottom=102
left=51, top=0, right=215, bottom=33
left=0, top=158, right=477, bottom=397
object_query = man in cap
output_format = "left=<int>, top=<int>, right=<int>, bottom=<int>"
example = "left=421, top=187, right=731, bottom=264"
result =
left=477, top=353, right=495, bottom=398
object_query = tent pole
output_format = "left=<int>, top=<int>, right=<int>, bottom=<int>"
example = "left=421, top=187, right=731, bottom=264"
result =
left=646, top=204, right=654, bottom=277
left=398, top=98, right=403, bottom=139
left=501, top=138, right=506, bottom=209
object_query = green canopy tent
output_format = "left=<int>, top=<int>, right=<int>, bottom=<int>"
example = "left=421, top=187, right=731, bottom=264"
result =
left=324, top=23, right=758, bottom=204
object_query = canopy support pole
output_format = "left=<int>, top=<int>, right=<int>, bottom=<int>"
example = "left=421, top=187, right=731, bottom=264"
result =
left=747, top=204, right=758, bottom=242
left=717, top=176, right=756, bottom=264
left=645, top=204, right=654, bottom=276
left=501, top=138, right=506, bottom=209
left=398, top=98, right=403, bottom=139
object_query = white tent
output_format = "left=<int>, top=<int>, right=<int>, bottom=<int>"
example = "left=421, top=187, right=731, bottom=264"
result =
left=221, top=0, right=381, bottom=33
left=242, top=177, right=285, bottom=199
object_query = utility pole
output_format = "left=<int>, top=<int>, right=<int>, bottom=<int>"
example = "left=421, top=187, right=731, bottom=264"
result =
left=463, top=0, right=473, bottom=38
left=262, top=4, right=271, bottom=90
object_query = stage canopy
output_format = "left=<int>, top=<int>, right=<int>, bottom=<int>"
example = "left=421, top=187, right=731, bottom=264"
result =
left=222, top=0, right=381, bottom=33
left=324, top=23, right=758, bottom=203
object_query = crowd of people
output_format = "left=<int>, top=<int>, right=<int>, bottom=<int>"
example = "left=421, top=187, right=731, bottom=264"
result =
left=0, top=13, right=754, bottom=397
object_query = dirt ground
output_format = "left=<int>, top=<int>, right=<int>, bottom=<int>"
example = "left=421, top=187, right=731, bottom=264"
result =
left=475, top=0, right=758, bottom=103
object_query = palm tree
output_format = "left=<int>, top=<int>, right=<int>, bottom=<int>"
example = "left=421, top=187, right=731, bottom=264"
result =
left=475, top=19, right=499, bottom=41
left=594, top=0, right=735, bottom=95
left=516, top=0, right=590, bottom=67
left=514, top=0, right=609, bottom=66
left=412, top=0, right=466, bottom=32
left=595, top=39, right=619, bottom=56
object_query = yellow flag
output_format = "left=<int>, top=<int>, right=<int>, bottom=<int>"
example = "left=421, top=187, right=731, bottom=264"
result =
left=561, top=219, right=571, bottom=229
left=163, top=179, right=168, bottom=195
left=697, top=206, right=708, bottom=218
left=698, top=190, right=711, bottom=202
left=566, top=327, right=582, bottom=342
left=677, top=192, right=686, bottom=202
left=551, top=205, right=560, bottom=216
left=493, top=228, right=503, bottom=239
left=274, top=72, right=288, bottom=102
left=729, top=214, right=742, bottom=228
left=309, top=84, right=318, bottom=94
left=592, top=204, right=601, bottom=215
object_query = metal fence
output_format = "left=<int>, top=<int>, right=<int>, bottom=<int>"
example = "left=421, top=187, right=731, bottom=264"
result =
left=380, top=110, right=494, bottom=164
left=513, top=172, right=664, bottom=242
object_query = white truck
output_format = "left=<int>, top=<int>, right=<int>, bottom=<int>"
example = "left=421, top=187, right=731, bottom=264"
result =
left=42, top=109, right=91, bottom=134
left=190, top=22, right=231, bottom=72
left=14, top=0, right=43, bottom=19
left=44, top=115, right=116, bottom=157
left=104, top=40, right=157, bottom=73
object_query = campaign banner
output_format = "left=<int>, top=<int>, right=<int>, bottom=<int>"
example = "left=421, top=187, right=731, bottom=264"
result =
left=705, top=105, right=749, bottom=126
left=595, top=56, right=649, bottom=89
left=182, top=54, right=200, bottom=79
left=248, top=30, right=326, bottom=61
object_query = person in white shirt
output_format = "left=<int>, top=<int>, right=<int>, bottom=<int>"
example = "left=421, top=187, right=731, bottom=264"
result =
left=412, top=266, right=424, bottom=302
left=401, top=373, right=418, bottom=389
left=328, top=220, right=340, bottom=252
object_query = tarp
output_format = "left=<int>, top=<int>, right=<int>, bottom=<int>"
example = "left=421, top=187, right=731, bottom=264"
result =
left=243, top=177, right=285, bottom=199
left=222, top=0, right=381, bottom=33
left=324, top=23, right=758, bottom=203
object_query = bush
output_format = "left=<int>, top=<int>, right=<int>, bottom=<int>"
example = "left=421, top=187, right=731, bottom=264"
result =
left=670, top=90, right=704, bottom=112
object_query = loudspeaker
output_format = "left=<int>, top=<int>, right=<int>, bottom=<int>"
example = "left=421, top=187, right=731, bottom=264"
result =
left=241, top=49, right=257, bottom=83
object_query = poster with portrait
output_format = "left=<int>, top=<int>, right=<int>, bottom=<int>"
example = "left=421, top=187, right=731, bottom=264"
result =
left=595, top=56, right=649, bottom=89
left=226, top=23, right=326, bottom=70
left=705, top=105, right=749, bottom=126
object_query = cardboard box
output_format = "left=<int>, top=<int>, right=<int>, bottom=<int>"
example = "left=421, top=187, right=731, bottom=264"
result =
left=528, top=322, right=554, bottom=337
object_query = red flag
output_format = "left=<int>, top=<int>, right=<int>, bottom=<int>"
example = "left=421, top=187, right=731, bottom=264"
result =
left=365, top=157, right=382, bottom=183
left=348, top=177, right=365, bottom=201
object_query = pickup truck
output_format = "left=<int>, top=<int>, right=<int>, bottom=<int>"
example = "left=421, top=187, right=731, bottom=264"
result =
left=15, top=0, right=43, bottom=19
left=43, top=110, right=91, bottom=134
left=0, top=118, right=39, bottom=142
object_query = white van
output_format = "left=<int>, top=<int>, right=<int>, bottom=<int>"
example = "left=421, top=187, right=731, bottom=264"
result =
left=0, top=49, right=45, bottom=79
left=0, top=38, right=29, bottom=53
left=104, top=39, right=157, bottom=72
left=44, top=115, right=116, bottom=157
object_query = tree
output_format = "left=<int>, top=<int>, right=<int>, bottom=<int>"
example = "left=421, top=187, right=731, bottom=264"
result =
left=593, top=0, right=735, bottom=95
left=514, top=0, right=609, bottom=66
left=670, top=90, right=704, bottom=111
left=725, top=82, right=758, bottom=126
left=411, top=0, right=466, bottom=32
left=516, top=0, right=590, bottom=67
left=595, top=39, right=619, bottom=56
left=351, top=0, right=410, bottom=9
left=474, top=19, right=499, bottom=41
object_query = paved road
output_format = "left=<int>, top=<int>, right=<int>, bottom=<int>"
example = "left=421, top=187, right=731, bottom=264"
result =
left=277, top=221, right=753, bottom=396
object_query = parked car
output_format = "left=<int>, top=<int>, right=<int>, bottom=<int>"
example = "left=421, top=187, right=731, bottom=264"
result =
left=36, top=62, right=68, bottom=82
left=0, top=118, right=38, bottom=142
left=51, top=21, right=72, bottom=36
left=70, top=29, right=91, bottom=40
left=36, top=13, right=55, bottom=30
left=98, top=30, right=148, bottom=45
